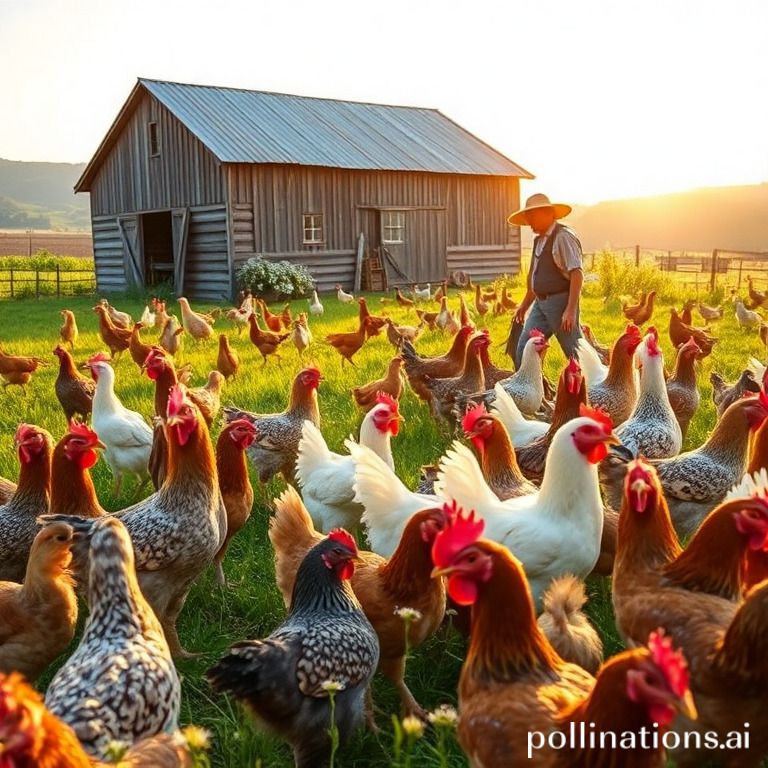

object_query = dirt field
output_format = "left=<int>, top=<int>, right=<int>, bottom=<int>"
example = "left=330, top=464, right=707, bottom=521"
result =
left=0, top=230, right=93, bottom=258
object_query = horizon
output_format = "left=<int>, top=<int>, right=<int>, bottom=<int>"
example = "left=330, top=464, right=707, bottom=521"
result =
left=1, top=0, right=767, bottom=205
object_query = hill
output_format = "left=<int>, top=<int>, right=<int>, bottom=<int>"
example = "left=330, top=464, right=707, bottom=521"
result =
left=0, top=158, right=89, bottom=230
left=568, top=183, right=768, bottom=253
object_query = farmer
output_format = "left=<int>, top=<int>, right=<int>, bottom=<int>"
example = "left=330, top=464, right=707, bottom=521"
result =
left=508, top=193, right=584, bottom=368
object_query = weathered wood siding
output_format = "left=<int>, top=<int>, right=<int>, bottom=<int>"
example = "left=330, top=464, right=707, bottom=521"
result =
left=183, top=205, right=231, bottom=301
left=88, top=92, right=225, bottom=216
left=92, top=215, right=128, bottom=292
left=226, top=164, right=521, bottom=288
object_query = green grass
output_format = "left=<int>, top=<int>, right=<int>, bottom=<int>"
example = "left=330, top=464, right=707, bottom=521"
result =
left=0, top=285, right=763, bottom=767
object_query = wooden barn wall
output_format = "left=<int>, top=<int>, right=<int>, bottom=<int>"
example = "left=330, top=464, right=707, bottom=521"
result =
left=227, top=165, right=522, bottom=288
left=92, top=214, right=128, bottom=292
left=89, top=92, right=225, bottom=216
left=183, top=205, right=231, bottom=301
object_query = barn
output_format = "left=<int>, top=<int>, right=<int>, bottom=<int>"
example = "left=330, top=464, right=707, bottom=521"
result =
left=75, top=78, right=533, bottom=301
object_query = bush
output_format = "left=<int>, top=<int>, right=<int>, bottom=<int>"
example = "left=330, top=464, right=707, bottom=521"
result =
left=585, top=250, right=685, bottom=302
left=236, top=256, right=314, bottom=298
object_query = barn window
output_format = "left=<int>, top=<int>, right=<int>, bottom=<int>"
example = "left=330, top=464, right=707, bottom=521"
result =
left=382, top=211, right=405, bottom=244
left=148, top=122, right=160, bottom=157
left=303, top=213, right=324, bottom=244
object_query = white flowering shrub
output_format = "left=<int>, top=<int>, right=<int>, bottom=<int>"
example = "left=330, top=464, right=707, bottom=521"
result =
left=236, top=256, right=314, bottom=298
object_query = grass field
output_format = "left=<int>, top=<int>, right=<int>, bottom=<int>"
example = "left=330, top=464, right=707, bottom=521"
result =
left=0, top=283, right=764, bottom=767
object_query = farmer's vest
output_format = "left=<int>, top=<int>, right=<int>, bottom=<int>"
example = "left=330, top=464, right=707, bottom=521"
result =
left=532, top=223, right=572, bottom=296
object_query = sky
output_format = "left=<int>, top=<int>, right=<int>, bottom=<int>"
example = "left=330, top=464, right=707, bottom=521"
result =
left=1, top=0, right=767, bottom=205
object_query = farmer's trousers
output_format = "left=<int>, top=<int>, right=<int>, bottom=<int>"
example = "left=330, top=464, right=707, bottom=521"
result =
left=514, top=293, right=582, bottom=368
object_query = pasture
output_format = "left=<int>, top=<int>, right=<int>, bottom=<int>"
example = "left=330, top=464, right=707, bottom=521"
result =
left=0, top=282, right=764, bottom=767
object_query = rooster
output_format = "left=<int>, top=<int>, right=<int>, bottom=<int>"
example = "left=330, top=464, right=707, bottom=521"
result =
left=352, top=355, right=404, bottom=411
left=225, top=367, right=322, bottom=484
left=214, top=419, right=256, bottom=587
left=665, top=336, right=701, bottom=440
left=0, top=425, right=53, bottom=583
left=601, top=393, right=768, bottom=537
left=269, top=488, right=447, bottom=718
left=295, top=393, right=401, bottom=533
left=489, top=382, right=548, bottom=448
left=177, top=296, right=214, bottom=341
left=93, top=304, right=132, bottom=360
left=615, top=329, right=682, bottom=459
left=59, top=308, right=78, bottom=349
left=208, top=530, right=379, bottom=768
left=436, top=407, right=621, bottom=605
left=87, top=357, right=153, bottom=496
left=0, top=521, right=77, bottom=682
left=431, top=506, right=696, bottom=768
left=216, top=333, right=240, bottom=379
left=710, top=369, right=760, bottom=415
left=578, top=324, right=641, bottom=425
left=53, top=344, right=95, bottom=423
left=43, top=516, right=181, bottom=759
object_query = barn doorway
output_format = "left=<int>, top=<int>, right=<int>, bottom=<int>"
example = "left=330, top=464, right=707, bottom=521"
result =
left=142, top=211, right=174, bottom=288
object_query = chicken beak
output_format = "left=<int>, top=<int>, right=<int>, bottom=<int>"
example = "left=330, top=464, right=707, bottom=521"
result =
left=95, top=439, right=107, bottom=450
left=431, top=565, right=453, bottom=580
left=604, top=432, right=621, bottom=447
left=676, top=690, right=698, bottom=721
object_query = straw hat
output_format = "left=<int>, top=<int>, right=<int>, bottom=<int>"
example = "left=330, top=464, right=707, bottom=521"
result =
left=507, top=193, right=572, bottom=226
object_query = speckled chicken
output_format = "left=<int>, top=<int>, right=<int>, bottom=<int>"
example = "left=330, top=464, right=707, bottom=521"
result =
left=207, top=530, right=379, bottom=768
left=665, top=336, right=701, bottom=440
left=710, top=369, right=760, bottom=415
left=53, top=344, right=95, bottom=423
left=0, top=424, right=53, bottom=583
left=225, top=367, right=322, bottom=484
left=578, top=323, right=641, bottom=425
left=43, top=516, right=180, bottom=760
left=615, top=329, right=682, bottom=459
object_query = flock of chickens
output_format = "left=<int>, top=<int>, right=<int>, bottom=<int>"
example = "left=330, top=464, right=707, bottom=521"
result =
left=0, top=275, right=768, bottom=768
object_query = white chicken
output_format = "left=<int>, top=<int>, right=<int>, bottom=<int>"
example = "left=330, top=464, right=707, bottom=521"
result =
left=295, top=393, right=402, bottom=533
left=490, top=381, right=548, bottom=447
left=86, top=357, right=153, bottom=496
left=735, top=298, right=762, bottom=329
left=139, top=305, right=156, bottom=328
left=308, top=289, right=324, bottom=315
left=435, top=297, right=450, bottom=329
left=335, top=283, right=355, bottom=303
left=435, top=408, right=619, bottom=606
left=99, top=299, right=132, bottom=329
left=159, top=314, right=184, bottom=356
left=413, top=284, right=431, bottom=301
left=748, top=356, right=768, bottom=384
left=615, top=329, right=682, bottom=459
left=351, top=442, right=446, bottom=558
left=291, top=314, right=312, bottom=355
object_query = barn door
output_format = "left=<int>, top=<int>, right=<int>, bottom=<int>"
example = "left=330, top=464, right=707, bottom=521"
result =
left=409, top=209, right=447, bottom=283
left=117, top=215, right=143, bottom=287
left=171, top=208, right=189, bottom=294
left=380, top=210, right=410, bottom=283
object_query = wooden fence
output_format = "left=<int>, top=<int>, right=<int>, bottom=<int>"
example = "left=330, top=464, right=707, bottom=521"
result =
left=0, top=268, right=96, bottom=299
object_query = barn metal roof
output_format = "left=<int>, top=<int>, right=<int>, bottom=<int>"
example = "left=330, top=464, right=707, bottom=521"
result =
left=75, top=78, right=532, bottom=191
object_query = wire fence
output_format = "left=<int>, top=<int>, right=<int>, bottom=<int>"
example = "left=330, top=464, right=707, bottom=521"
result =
left=0, top=268, right=96, bottom=299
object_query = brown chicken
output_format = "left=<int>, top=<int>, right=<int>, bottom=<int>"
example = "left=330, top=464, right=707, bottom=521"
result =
left=710, top=369, right=760, bottom=416
left=247, top=312, right=289, bottom=364
left=395, top=286, right=414, bottom=307
left=474, top=283, right=489, bottom=316
left=224, top=367, right=322, bottom=484
left=665, top=336, right=701, bottom=440
left=478, top=332, right=515, bottom=388
left=189, top=371, right=224, bottom=426
left=622, top=289, right=656, bottom=325
left=216, top=333, right=240, bottom=379
left=256, top=298, right=283, bottom=333
left=459, top=292, right=473, bottom=328
left=352, top=355, right=404, bottom=411
left=281, top=303, right=293, bottom=329
left=613, top=460, right=768, bottom=767
left=461, top=404, right=536, bottom=499
left=747, top=275, right=767, bottom=309
left=679, top=298, right=696, bottom=325
left=98, top=298, right=132, bottom=328
left=0, top=369, right=33, bottom=392
left=0, top=477, right=15, bottom=506
left=0, top=348, right=48, bottom=384
left=159, top=315, right=184, bottom=355
left=326, top=317, right=373, bottom=367
left=177, top=296, right=215, bottom=341
left=53, top=345, right=95, bottom=423
left=401, top=324, right=473, bottom=402
left=433, top=280, right=448, bottom=303
left=0, top=672, right=202, bottom=767
left=425, top=333, right=489, bottom=420
left=269, top=486, right=447, bottom=717
left=669, top=308, right=717, bottom=356
left=128, top=322, right=154, bottom=368
left=415, top=308, right=439, bottom=330
left=0, top=425, right=54, bottom=583
left=0, top=521, right=77, bottom=682
left=357, top=297, right=387, bottom=335
left=501, top=286, right=517, bottom=311
left=93, top=304, right=132, bottom=360
left=432, top=507, right=696, bottom=768
left=59, top=309, right=78, bottom=350
left=214, top=419, right=256, bottom=587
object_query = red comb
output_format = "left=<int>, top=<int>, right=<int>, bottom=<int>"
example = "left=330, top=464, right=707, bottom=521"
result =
left=375, top=392, right=398, bottom=412
left=579, top=404, right=613, bottom=434
left=566, top=357, right=581, bottom=375
left=462, top=402, right=488, bottom=436
left=68, top=420, right=99, bottom=442
left=431, top=502, right=485, bottom=569
left=328, top=528, right=358, bottom=555
left=87, top=351, right=110, bottom=365
left=529, top=328, right=545, bottom=339
left=648, top=629, right=689, bottom=698
left=625, top=324, right=641, bottom=336
left=645, top=329, right=661, bottom=356
left=167, top=384, right=186, bottom=418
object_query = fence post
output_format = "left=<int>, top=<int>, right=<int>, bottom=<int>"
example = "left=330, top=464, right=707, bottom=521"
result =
left=35, top=270, right=40, bottom=298
left=635, top=244, right=640, bottom=267
left=56, top=265, right=61, bottom=297
left=9, top=269, right=13, bottom=299
left=738, top=259, right=743, bottom=290
left=709, top=249, right=718, bottom=291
